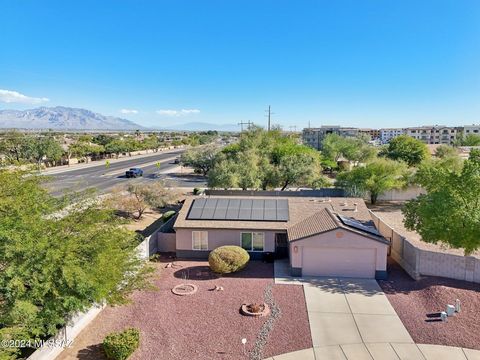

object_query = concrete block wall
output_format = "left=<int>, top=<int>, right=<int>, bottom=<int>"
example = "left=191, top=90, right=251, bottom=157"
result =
left=28, top=304, right=105, bottom=359
left=369, top=210, right=480, bottom=284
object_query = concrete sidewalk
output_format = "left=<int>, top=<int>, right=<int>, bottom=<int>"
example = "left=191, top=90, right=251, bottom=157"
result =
left=266, top=344, right=480, bottom=360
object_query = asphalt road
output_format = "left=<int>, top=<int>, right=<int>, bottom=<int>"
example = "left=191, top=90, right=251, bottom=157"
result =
left=44, top=149, right=207, bottom=196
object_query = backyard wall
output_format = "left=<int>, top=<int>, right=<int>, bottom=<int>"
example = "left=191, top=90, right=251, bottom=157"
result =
left=372, top=186, right=425, bottom=202
left=370, top=210, right=480, bottom=283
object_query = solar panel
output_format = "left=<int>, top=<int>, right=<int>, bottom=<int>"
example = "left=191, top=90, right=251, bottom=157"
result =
left=238, top=199, right=253, bottom=220
left=225, top=199, right=240, bottom=219
left=276, top=199, right=289, bottom=221
left=187, top=198, right=289, bottom=221
left=251, top=199, right=264, bottom=220
left=213, top=198, right=229, bottom=219
left=338, top=215, right=381, bottom=236
left=201, top=198, right=217, bottom=218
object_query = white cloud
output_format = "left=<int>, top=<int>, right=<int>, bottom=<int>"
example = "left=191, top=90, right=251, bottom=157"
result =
left=0, top=89, right=50, bottom=104
left=120, top=108, right=138, bottom=114
left=156, top=109, right=200, bottom=116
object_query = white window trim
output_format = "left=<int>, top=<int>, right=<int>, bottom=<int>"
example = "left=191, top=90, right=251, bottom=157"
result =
left=192, top=231, right=208, bottom=251
left=240, top=231, right=265, bottom=252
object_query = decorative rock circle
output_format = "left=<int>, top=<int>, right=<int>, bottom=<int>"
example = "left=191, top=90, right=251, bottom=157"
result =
left=241, top=303, right=270, bottom=317
left=172, top=283, right=198, bottom=296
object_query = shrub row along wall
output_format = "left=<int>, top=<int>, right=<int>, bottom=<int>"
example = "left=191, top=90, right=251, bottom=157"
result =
left=28, top=235, right=156, bottom=360
left=369, top=210, right=480, bottom=283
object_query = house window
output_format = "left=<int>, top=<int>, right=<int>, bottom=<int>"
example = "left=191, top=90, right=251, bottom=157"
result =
left=192, top=231, right=208, bottom=250
left=241, top=232, right=264, bottom=251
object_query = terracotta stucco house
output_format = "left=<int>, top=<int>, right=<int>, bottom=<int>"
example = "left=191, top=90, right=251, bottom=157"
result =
left=168, top=194, right=389, bottom=279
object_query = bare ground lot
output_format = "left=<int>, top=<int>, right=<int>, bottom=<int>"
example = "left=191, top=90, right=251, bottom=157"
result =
left=58, top=258, right=311, bottom=360
left=379, top=258, right=480, bottom=350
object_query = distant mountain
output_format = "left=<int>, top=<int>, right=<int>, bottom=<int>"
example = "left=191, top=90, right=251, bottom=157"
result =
left=155, top=122, right=239, bottom=132
left=0, top=106, right=144, bottom=130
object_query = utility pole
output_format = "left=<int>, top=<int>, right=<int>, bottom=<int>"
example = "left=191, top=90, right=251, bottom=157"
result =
left=238, top=121, right=252, bottom=132
left=265, top=105, right=275, bottom=131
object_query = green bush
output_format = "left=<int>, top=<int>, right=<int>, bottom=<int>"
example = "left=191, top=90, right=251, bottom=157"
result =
left=193, top=187, right=201, bottom=195
left=162, top=210, right=176, bottom=222
left=208, top=246, right=250, bottom=274
left=103, top=328, right=140, bottom=360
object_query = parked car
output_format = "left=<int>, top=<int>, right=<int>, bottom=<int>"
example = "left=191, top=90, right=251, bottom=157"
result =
left=125, top=168, right=143, bottom=178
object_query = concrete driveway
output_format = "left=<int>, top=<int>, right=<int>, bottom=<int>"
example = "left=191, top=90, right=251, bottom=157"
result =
left=272, top=260, right=480, bottom=360
left=304, top=277, right=413, bottom=347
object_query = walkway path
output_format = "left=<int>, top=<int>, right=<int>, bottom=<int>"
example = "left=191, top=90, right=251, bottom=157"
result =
left=270, top=260, right=480, bottom=360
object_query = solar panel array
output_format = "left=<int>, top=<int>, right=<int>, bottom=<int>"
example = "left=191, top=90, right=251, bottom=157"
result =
left=338, top=215, right=381, bottom=237
left=187, top=198, right=289, bottom=221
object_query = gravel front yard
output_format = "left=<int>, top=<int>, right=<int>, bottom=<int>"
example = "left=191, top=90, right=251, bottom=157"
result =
left=58, top=257, right=311, bottom=360
left=379, top=258, right=480, bottom=350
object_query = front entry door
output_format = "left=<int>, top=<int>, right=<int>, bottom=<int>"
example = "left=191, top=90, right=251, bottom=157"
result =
left=275, top=233, right=289, bottom=259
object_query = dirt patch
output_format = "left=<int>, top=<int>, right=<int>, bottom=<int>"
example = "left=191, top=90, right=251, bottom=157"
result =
left=57, top=258, right=311, bottom=360
left=379, top=258, right=480, bottom=350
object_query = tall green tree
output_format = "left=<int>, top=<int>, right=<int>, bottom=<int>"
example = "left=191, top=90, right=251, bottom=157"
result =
left=26, top=136, right=64, bottom=168
left=336, top=158, right=408, bottom=204
left=380, top=135, right=430, bottom=166
left=180, top=145, right=220, bottom=175
left=0, top=171, right=153, bottom=358
left=403, top=150, right=480, bottom=255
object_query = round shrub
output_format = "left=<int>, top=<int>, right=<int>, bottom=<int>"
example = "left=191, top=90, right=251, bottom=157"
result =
left=103, top=328, right=140, bottom=360
left=208, top=246, right=250, bottom=274
left=162, top=210, right=176, bottom=222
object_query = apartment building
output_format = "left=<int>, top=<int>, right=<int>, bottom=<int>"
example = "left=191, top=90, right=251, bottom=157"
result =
left=379, top=128, right=405, bottom=143
left=406, top=125, right=461, bottom=145
left=302, top=126, right=358, bottom=150
left=359, top=128, right=381, bottom=140
left=463, top=124, right=480, bottom=135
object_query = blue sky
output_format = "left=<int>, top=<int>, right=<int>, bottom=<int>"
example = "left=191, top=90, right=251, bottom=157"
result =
left=1, top=0, right=479, bottom=129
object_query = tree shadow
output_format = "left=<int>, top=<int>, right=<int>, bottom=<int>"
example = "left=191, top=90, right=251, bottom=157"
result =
left=77, top=344, right=106, bottom=360
left=173, top=266, right=220, bottom=280
left=378, top=257, right=480, bottom=296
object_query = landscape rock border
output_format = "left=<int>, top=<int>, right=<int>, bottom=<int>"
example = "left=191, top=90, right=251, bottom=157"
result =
left=240, top=303, right=270, bottom=317
left=171, top=283, right=198, bottom=296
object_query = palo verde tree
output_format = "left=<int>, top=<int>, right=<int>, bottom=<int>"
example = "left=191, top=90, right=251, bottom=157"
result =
left=403, top=150, right=480, bottom=255
left=0, top=171, right=153, bottom=359
left=335, top=158, right=408, bottom=204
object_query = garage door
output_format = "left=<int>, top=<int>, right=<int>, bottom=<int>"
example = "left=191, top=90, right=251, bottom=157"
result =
left=302, top=247, right=376, bottom=278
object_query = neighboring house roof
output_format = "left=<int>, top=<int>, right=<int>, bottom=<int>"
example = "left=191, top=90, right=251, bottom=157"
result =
left=287, top=207, right=389, bottom=245
left=174, top=195, right=373, bottom=231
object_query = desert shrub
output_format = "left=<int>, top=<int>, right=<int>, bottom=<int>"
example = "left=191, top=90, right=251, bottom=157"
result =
left=208, top=246, right=250, bottom=274
left=162, top=210, right=176, bottom=222
left=103, top=328, right=140, bottom=360
left=193, top=187, right=201, bottom=195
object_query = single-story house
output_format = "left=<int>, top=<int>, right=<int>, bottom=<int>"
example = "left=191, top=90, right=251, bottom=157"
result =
left=162, top=194, right=389, bottom=279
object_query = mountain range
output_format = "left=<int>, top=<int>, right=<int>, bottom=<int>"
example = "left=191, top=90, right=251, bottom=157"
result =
left=0, top=107, right=143, bottom=130
left=0, top=106, right=239, bottom=131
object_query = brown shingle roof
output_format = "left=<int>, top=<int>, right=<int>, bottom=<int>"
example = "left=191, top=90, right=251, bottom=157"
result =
left=287, top=208, right=339, bottom=241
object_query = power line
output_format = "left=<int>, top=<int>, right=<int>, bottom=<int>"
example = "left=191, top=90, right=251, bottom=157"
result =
left=238, top=121, right=253, bottom=132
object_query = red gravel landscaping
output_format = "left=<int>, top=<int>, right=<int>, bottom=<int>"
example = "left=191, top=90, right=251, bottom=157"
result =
left=58, top=257, right=312, bottom=360
left=379, top=258, right=480, bottom=350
